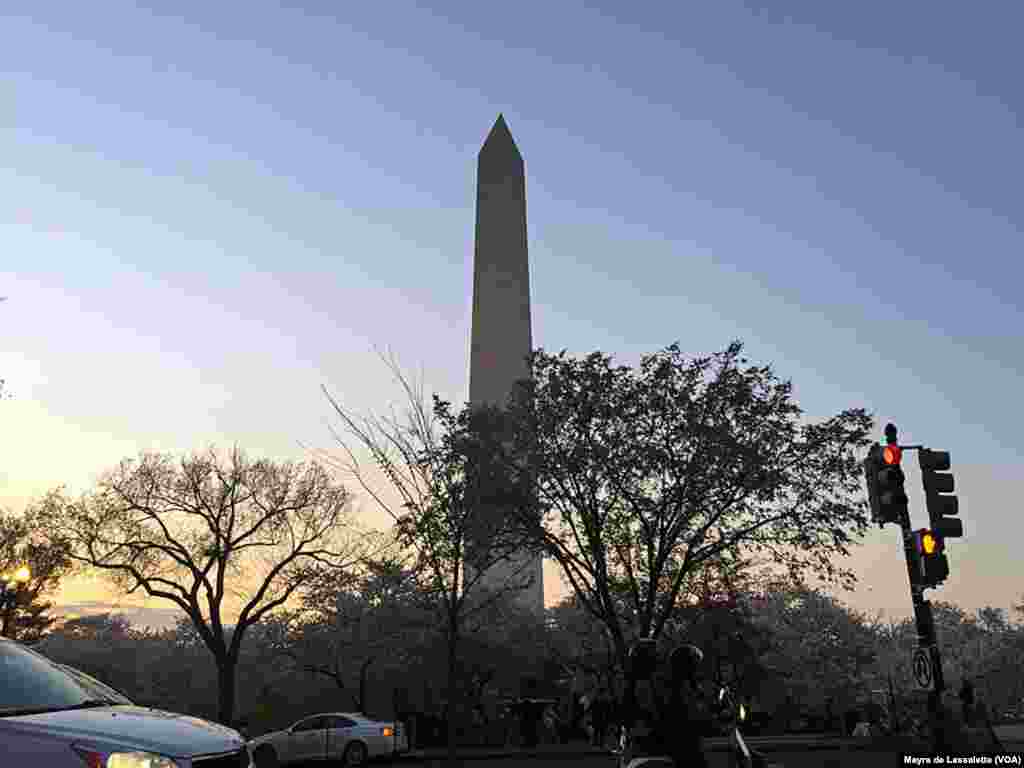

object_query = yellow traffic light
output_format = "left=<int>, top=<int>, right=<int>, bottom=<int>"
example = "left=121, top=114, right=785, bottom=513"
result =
left=921, top=531, right=939, bottom=555
left=915, top=528, right=950, bottom=587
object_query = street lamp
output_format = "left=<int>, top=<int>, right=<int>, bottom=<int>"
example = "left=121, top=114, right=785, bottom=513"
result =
left=1, top=564, right=31, bottom=639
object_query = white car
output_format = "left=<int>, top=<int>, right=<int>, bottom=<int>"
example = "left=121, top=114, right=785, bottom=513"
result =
left=1, top=638, right=252, bottom=767
left=249, top=711, right=408, bottom=767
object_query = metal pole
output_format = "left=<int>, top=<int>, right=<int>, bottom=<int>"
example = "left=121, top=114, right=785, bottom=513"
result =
left=891, top=432, right=947, bottom=751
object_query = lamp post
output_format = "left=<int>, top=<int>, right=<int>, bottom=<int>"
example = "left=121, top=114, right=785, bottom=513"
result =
left=0, top=565, right=31, bottom=639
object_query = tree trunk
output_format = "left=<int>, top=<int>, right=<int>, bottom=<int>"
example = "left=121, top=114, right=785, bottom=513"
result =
left=358, top=657, right=375, bottom=713
left=216, top=654, right=238, bottom=726
left=445, top=630, right=459, bottom=768
left=1, top=603, right=13, bottom=639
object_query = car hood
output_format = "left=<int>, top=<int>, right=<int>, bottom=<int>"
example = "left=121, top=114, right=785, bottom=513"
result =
left=1, top=705, right=246, bottom=758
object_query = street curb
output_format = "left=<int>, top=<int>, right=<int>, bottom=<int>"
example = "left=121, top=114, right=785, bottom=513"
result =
left=714, top=741, right=867, bottom=754
left=391, top=739, right=872, bottom=760
left=393, top=750, right=613, bottom=762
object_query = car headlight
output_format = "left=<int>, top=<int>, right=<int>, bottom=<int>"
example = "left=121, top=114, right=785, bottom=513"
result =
left=73, top=746, right=181, bottom=768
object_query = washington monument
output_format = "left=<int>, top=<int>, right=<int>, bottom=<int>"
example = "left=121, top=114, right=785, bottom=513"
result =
left=468, top=114, right=544, bottom=614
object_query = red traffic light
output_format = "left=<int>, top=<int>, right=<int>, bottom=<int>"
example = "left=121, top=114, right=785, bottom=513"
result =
left=883, top=445, right=902, bottom=465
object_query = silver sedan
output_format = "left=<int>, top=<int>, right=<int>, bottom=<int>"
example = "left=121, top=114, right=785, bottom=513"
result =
left=1, top=638, right=251, bottom=767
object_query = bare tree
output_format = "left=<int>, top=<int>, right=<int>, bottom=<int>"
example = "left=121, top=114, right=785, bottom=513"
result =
left=321, top=359, right=538, bottom=765
left=37, top=447, right=374, bottom=724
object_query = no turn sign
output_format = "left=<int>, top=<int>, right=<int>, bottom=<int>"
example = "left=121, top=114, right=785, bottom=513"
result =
left=913, top=648, right=933, bottom=689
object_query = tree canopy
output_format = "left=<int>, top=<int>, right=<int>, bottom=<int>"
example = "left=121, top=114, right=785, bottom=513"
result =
left=36, top=446, right=372, bottom=724
left=0, top=506, right=74, bottom=641
left=502, top=341, right=874, bottom=671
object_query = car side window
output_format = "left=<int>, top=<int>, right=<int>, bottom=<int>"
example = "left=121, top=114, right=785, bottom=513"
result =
left=294, top=716, right=326, bottom=732
left=328, top=716, right=357, bottom=729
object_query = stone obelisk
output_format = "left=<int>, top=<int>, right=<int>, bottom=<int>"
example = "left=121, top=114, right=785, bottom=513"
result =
left=468, top=114, right=543, bottom=615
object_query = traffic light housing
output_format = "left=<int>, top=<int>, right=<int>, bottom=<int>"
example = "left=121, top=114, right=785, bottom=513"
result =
left=914, top=528, right=950, bottom=588
left=919, top=449, right=962, bottom=540
left=865, top=441, right=909, bottom=525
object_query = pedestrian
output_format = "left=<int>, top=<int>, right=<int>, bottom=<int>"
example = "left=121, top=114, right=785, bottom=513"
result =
left=543, top=704, right=560, bottom=744
left=844, top=709, right=858, bottom=736
left=569, top=692, right=583, bottom=738
left=591, top=688, right=610, bottom=748
left=471, top=704, right=487, bottom=745
left=959, top=679, right=976, bottom=726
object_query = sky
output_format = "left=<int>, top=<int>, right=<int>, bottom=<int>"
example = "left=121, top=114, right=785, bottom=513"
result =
left=2, top=1, right=1021, bottom=631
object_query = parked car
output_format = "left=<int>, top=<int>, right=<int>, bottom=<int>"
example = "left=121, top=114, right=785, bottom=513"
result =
left=249, top=712, right=408, bottom=767
left=1, top=637, right=251, bottom=767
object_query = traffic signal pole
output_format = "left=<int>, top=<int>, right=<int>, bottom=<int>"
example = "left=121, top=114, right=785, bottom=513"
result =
left=878, top=424, right=949, bottom=752
left=897, top=483, right=947, bottom=739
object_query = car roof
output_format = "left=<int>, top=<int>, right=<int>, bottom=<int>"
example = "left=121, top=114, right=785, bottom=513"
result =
left=297, top=712, right=374, bottom=722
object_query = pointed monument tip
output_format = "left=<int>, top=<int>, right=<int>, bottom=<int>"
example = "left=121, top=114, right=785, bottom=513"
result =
left=481, top=113, right=521, bottom=160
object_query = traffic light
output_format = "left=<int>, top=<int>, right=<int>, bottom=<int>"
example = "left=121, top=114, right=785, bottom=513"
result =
left=914, top=528, right=950, bottom=588
left=863, top=445, right=884, bottom=526
left=865, top=439, right=909, bottom=525
left=919, top=449, right=963, bottom=541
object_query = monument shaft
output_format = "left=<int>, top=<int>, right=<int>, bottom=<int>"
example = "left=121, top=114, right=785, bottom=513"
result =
left=468, top=115, right=543, bottom=614
left=470, top=115, right=532, bottom=408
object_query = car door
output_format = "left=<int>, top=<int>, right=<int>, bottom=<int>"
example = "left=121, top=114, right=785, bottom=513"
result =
left=325, top=715, right=358, bottom=760
left=290, top=716, right=328, bottom=762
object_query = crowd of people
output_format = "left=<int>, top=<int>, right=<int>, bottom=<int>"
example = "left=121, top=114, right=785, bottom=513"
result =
left=384, top=674, right=1002, bottom=751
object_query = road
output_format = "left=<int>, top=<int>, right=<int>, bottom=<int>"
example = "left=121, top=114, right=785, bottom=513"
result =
left=386, top=749, right=918, bottom=768
left=392, top=755, right=894, bottom=768
left=279, top=728, right=1024, bottom=768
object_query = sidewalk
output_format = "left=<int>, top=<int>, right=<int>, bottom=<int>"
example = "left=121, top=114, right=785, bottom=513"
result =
left=396, top=740, right=614, bottom=761
left=394, top=735, right=868, bottom=761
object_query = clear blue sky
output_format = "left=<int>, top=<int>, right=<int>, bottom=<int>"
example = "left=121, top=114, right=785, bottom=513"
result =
left=3, top=1, right=1021, bottom=627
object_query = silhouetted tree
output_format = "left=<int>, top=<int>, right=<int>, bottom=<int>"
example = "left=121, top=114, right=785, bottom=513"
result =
left=501, top=341, right=874, bottom=679
left=35, top=447, right=374, bottom=725
left=274, top=550, right=436, bottom=712
left=752, top=581, right=878, bottom=715
left=0, top=506, right=74, bottom=641
left=323, top=360, right=539, bottom=766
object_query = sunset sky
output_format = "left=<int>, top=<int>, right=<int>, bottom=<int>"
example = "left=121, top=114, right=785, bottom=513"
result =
left=3, top=1, right=1021, bottom=630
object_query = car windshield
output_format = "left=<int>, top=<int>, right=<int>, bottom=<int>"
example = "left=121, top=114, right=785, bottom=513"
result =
left=60, top=666, right=133, bottom=705
left=0, top=640, right=110, bottom=715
